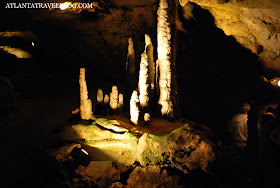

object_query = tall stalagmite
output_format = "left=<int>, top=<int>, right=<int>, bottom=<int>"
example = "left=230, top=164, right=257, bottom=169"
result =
left=145, top=34, right=155, bottom=91
left=79, top=68, right=93, bottom=120
left=126, top=38, right=136, bottom=92
left=139, top=52, right=149, bottom=109
left=157, top=0, right=174, bottom=118
left=130, top=90, right=140, bottom=125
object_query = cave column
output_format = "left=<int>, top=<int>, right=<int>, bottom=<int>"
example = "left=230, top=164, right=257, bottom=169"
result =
left=157, top=0, right=176, bottom=118
left=79, top=68, right=93, bottom=120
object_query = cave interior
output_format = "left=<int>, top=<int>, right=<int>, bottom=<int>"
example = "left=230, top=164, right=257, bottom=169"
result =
left=1, top=0, right=280, bottom=187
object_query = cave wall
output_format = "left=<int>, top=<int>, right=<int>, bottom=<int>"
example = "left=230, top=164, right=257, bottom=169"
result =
left=179, top=0, right=280, bottom=71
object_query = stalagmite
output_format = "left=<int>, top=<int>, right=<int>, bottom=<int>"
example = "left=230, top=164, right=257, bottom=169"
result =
left=157, top=0, right=174, bottom=118
left=145, top=34, right=155, bottom=91
left=118, top=93, right=124, bottom=114
left=144, top=112, right=151, bottom=126
left=79, top=68, right=93, bottom=120
left=110, top=86, right=119, bottom=111
left=97, top=89, right=103, bottom=104
left=130, top=90, right=140, bottom=125
left=126, top=38, right=136, bottom=91
left=139, top=52, right=149, bottom=109
left=104, top=94, right=109, bottom=105
left=96, top=89, right=103, bottom=115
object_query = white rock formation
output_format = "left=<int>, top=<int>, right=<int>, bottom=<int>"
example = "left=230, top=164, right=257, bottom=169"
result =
left=104, top=94, right=109, bottom=105
left=110, top=86, right=119, bottom=110
left=145, top=34, right=155, bottom=91
left=130, top=90, right=140, bottom=125
left=79, top=68, right=93, bottom=120
left=157, top=0, right=174, bottom=117
left=126, top=38, right=136, bottom=90
left=97, top=89, right=103, bottom=104
left=139, top=52, right=149, bottom=109
left=118, top=93, right=124, bottom=113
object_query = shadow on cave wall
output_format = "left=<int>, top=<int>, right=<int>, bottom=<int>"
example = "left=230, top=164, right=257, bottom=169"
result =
left=176, top=4, right=262, bottom=136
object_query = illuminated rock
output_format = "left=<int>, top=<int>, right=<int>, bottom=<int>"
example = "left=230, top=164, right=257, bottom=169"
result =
left=139, top=52, right=149, bottom=109
left=104, top=94, right=109, bottom=105
left=130, top=90, right=140, bottom=125
left=145, top=34, right=155, bottom=91
left=96, top=89, right=103, bottom=114
left=157, top=0, right=174, bottom=118
left=97, top=89, right=103, bottom=104
left=118, top=93, right=124, bottom=114
left=62, top=120, right=215, bottom=172
left=144, top=113, right=151, bottom=126
left=126, top=38, right=136, bottom=91
left=79, top=68, right=93, bottom=120
left=76, top=161, right=121, bottom=188
left=110, top=86, right=119, bottom=111
left=127, top=166, right=180, bottom=188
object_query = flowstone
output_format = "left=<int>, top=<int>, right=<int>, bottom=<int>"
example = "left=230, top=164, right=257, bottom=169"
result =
left=61, top=118, right=216, bottom=172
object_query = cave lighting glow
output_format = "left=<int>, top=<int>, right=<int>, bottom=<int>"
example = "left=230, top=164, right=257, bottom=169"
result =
left=81, top=149, right=89, bottom=155
left=0, top=46, right=32, bottom=58
left=60, top=2, right=71, bottom=10
left=278, top=80, right=280, bottom=87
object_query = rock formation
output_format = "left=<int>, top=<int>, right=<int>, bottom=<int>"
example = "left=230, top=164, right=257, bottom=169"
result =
left=145, top=34, right=155, bottom=91
left=61, top=119, right=216, bottom=172
left=79, top=68, right=93, bottom=120
left=130, top=90, right=140, bottom=125
left=178, top=0, right=280, bottom=71
left=97, top=89, right=103, bottom=104
left=118, top=93, right=124, bottom=114
left=126, top=38, right=137, bottom=91
left=96, top=89, right=103, bottom=114
left=110, top=86, right=119, bottom=111
left=144, top=113, right=151, bottom=126
left=157, top=0, right=174, bottom=118
left=139, top=52, right=149, bottom=109
left=104, top=94, right=109, bottom=105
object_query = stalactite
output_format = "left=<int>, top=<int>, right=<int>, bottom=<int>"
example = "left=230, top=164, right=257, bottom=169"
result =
left=79, top=68, right=93, bottom=120
left=130, top=90, right=140, bottom=125
left=139, top=52, right=149, bottom=109
left=157, top=0, right=174, bottom=118
left=126, top=38, right=136, bottom=91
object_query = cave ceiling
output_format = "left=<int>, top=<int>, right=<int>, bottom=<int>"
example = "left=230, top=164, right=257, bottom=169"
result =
left=0, top=0, right=280, bottom=72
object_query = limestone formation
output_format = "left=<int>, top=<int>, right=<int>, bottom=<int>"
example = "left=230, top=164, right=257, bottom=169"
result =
left=62, top=120, right=216, bottom=172
left=79, top=68, right=93, bottom=120
left=110, top=86, right=119, bottom=111
left=130, top=90, right=140, bottom=125
left=104, top=94, right=110, bottom=105
left=139, top=52, right=149, bottom=109
left=144, top=113, right=151, bottom=126
left=96, top=89, right=103, bottom=114
left=97, top=89, right=103, bottom=104
left=157, top=0, right=174, bottom=118
left=126, top=38, right=136, bottom=91
left=178, top=0, right=280, bottom=71
left=145, top=34, right=155, bottom=91
left=118, top=93, right=124, bottom=113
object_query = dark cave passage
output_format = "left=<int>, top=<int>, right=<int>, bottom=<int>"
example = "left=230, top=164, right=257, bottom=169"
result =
left=176, top=4, right=263, bottom=136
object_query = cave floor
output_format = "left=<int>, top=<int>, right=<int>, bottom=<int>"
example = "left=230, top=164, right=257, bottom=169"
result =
left=100, top=115, right=186, bottom=136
